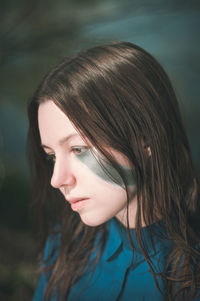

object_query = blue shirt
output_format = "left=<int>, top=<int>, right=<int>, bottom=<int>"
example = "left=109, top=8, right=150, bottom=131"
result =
left=33, top=218, right=174, bottom=300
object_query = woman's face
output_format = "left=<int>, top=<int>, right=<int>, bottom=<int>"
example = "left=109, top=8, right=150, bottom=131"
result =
left=38, top=100, right=137, bottom=227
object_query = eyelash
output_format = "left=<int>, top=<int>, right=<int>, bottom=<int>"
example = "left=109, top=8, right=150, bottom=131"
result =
left=46, top=153, right=56, bottom=163
left=71, top=146, right=90, bottom=155
left=45, top=146, right=89, bottom=163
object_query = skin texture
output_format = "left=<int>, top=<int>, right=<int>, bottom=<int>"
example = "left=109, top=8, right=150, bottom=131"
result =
left=74, top=149, right=136, bottom=187
left=38, top=100, right=138, bottom=227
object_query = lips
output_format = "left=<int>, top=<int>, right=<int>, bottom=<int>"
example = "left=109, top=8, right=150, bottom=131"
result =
left=67, top=197, right=89, bottom=211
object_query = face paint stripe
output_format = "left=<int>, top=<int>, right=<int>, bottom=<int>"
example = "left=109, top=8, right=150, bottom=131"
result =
left=75, top=150, right=136, bottom=187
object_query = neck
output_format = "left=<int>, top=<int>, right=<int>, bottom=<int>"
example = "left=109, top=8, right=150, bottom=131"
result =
left=115, top=193, right=146, bottom=229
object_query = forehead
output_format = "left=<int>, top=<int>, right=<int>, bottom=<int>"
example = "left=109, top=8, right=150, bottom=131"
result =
left=38, top=100, right=79, bottom=144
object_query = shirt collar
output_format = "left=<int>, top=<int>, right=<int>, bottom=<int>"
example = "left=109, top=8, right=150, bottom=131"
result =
left=102, top=218, right=123, bottom=261
left=102, top=217, right=169, bottom=261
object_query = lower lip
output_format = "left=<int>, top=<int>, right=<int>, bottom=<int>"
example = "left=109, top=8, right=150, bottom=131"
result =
left=71, top=199, right=88, bottom=211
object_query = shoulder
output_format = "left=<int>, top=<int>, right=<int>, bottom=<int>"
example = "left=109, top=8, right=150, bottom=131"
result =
left=32, top=230, right=61, bottom=301
left=42, top=229, right=61, bottom=266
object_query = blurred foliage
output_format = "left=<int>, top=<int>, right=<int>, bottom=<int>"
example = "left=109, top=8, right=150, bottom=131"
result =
left=0, top=0, right=104, bottom=107
left=0, top=226, right=37, bottom=300
left=0, top=0, right=109, bottom=299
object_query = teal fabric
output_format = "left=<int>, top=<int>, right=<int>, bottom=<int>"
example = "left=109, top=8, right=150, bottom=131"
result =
left=32, top=218, right=186, bottom=300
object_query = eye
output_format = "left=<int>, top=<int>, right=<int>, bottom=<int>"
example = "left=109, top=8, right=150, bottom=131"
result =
left=71, top=146, right=90, bottom=155
left=46, top=153, right=56, bottom=163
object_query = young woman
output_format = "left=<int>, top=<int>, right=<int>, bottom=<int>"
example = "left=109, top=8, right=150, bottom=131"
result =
left=28, top=41, right=200, bottom=300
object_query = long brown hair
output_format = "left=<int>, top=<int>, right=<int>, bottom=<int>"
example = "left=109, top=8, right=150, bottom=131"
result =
left=27, top=41, right=200, bottom=300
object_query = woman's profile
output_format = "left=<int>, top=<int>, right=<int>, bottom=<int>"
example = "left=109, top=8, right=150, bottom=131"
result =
left=28, top=41, right=200, bottom=300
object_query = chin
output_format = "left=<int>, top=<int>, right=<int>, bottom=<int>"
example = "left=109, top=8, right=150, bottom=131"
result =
left=79, top=214, right=109, bottom=227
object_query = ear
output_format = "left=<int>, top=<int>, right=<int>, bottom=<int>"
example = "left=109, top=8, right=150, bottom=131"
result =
left=141, top=140, right=151, bottom=157
left=146, top=146, right=151, bottom=157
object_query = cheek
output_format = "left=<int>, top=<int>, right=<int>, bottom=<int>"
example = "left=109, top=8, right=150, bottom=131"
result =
left=79, top=187, right=128, bottom=226
left=75, top=150, right=136, bottom=187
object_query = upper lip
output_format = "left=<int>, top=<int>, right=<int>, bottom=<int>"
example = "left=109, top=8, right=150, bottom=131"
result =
left=67, top=197, right=88, bottom=204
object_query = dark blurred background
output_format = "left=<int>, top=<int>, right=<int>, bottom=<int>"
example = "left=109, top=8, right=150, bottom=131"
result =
left=0, top=0, right=199, bottom=300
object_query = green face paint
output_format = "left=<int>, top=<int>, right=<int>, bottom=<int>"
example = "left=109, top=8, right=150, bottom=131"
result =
left=75, top=149, right=136, bottom=187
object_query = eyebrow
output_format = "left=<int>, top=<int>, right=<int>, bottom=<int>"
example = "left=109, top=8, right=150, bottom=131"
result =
left=41, top=133, right=80, bottom=150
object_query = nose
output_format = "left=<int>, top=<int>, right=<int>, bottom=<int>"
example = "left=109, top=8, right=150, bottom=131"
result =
left=50, top=159, right=76, bottom=189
